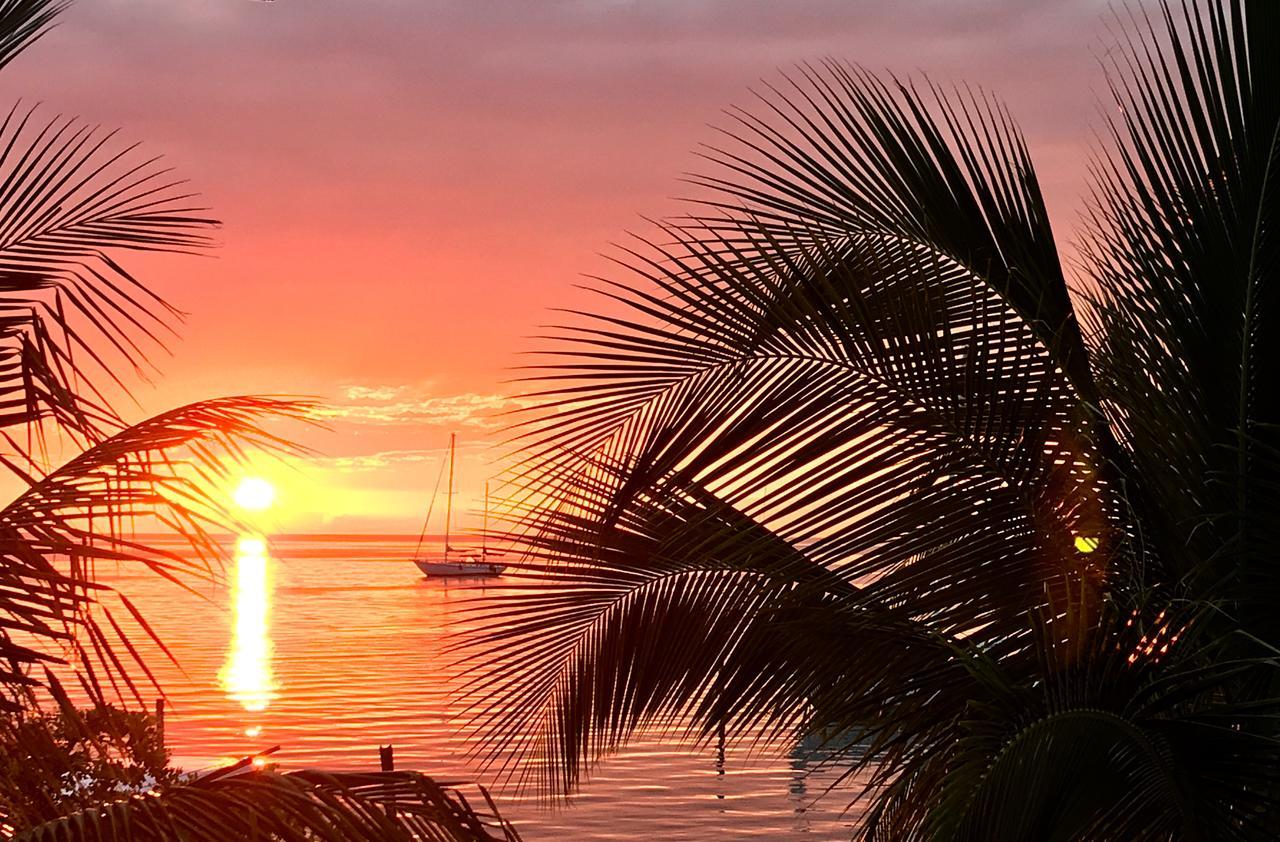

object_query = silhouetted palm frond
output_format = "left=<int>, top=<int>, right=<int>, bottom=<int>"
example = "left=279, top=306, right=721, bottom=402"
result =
left=1079, top=0, right=1280, bottom=640
left=0, top=1, right=63, bottom=73
left=464, top=0, right=1280, bottom=838
left=469, top=61, right=1109, bottom=795
left=0, top=397, right=312, bottom=711
left=11, top=769, right=521, bottom=842
left=0, top=102, right=218, bottom=453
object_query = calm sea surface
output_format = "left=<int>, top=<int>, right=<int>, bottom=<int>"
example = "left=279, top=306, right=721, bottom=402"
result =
left=92, top=534, right=863, bottom=840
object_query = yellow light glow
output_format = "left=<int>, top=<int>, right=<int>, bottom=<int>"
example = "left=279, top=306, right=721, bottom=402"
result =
left=244, top=725, right=262, bottom=738
left=236, top=536, right=267, bottom=555
left=233, top=477, right=276, bottom=512
left=219, top=537, right=276, bottom=713
left=1074, top=535, right=1100, bottom=554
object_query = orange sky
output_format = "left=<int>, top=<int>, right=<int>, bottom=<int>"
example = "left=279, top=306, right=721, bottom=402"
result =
left=0, top=0, right=1110, bottom=532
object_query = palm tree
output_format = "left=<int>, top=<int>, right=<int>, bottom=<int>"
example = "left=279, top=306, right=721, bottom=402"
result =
left=0, top=2, right=520, bottom=838
left=464, top=0, right=1280, bottom=838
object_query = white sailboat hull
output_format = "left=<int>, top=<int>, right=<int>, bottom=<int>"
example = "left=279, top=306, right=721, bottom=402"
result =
left=414, top=556, right=507, bottom=577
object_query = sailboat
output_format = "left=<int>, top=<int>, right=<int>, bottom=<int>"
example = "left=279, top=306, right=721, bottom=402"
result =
left=413, top=434, right=507, bottom=577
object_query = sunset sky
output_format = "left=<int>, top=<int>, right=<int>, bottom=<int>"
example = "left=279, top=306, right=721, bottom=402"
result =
left=0, top=0, right=1110, bottom=532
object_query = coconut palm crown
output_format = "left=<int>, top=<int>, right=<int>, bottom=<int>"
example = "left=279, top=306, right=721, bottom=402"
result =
left=465, top=1, right=1280, bottom=839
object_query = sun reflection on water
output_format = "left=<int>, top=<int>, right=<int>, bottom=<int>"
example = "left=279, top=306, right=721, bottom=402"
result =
left=219, top=536, right=277, bottom=714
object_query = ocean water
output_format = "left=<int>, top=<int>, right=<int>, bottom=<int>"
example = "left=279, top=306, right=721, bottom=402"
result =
left=89, top=534, right=864, bottom=840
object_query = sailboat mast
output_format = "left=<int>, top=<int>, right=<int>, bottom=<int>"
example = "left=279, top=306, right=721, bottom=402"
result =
left=444, top=433, right=455, bottom=552
left=482, top=481, right=489, bottom=557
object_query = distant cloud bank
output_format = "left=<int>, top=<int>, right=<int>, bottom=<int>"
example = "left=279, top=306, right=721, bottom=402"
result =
left=317, top=386, right=528, bottom=430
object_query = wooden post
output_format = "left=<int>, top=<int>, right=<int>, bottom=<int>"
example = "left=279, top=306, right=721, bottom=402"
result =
left=155, top=699, right=165, bottom=747
left=379, top=744, right=396, bottom=819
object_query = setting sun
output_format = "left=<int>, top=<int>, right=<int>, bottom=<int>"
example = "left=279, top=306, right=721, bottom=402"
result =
left=233, top=477, right=276, bottom=512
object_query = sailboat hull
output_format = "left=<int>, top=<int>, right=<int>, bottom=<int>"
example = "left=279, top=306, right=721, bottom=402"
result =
left=414, top=558, right=506, bottom=577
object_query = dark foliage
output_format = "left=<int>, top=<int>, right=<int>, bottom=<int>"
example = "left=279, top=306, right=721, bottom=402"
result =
left=462, top=1, right=1280, bottom=839
left=12, top=769, right=521, bottom=842
left=0, top=704, right=176, bottom=827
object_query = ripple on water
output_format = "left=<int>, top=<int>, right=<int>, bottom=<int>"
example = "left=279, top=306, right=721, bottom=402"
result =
left=85, top=536, right=865, bottom=841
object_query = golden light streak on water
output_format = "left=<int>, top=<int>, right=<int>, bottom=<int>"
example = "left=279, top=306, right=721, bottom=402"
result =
left=97, top=535, right=864, bottom=838
left=218, top=536, right=277, bottom=713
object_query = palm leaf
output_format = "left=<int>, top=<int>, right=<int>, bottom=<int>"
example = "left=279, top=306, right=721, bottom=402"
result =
left=1080, top=0, right=1280, bottom=639
left=685, top=62, right=1094, bottom=398
left=465, top=63, right=1112, bottom=798
left=0, top=397, right=311, bottom=711
left=0, top=102, right=217, bottom=454
left=11, top=769, right=522, bottom=842
left=0, top=1, right=63, bottom=74
left=463, top=0, right=1280, bottom=837
left=882, top=604, right=1280, bottom=842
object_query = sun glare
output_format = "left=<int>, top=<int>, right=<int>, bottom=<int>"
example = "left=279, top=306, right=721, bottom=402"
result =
left=237, top=536, right=267, bottom=555
left=1074, top=535, right=1100, bottom=554
left=234, top=477, right=276, bottom=512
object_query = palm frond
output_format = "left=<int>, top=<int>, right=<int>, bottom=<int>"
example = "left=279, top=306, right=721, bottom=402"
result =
left=685, top=61, right=1093, bottom=397
left=463, top=65, right=1116, bottom=796
left=0, top=104, right=218, bottom=453
left=0, top=1, right=64, bottom=74
left=875, top=603, right=1280, bottom=842
left=10, top=769, right=521, bottom=842
left=1080, top=0, right=1280, bottom=636
left=462, top=1, right=1280, bottom=836
left=0, top=397, right=312, bottom=711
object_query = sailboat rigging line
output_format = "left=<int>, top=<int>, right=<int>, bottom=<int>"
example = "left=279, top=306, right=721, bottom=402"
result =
left=444, top=432, right=456, bottom=552
left=413, top=451, right=449, bottom=559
